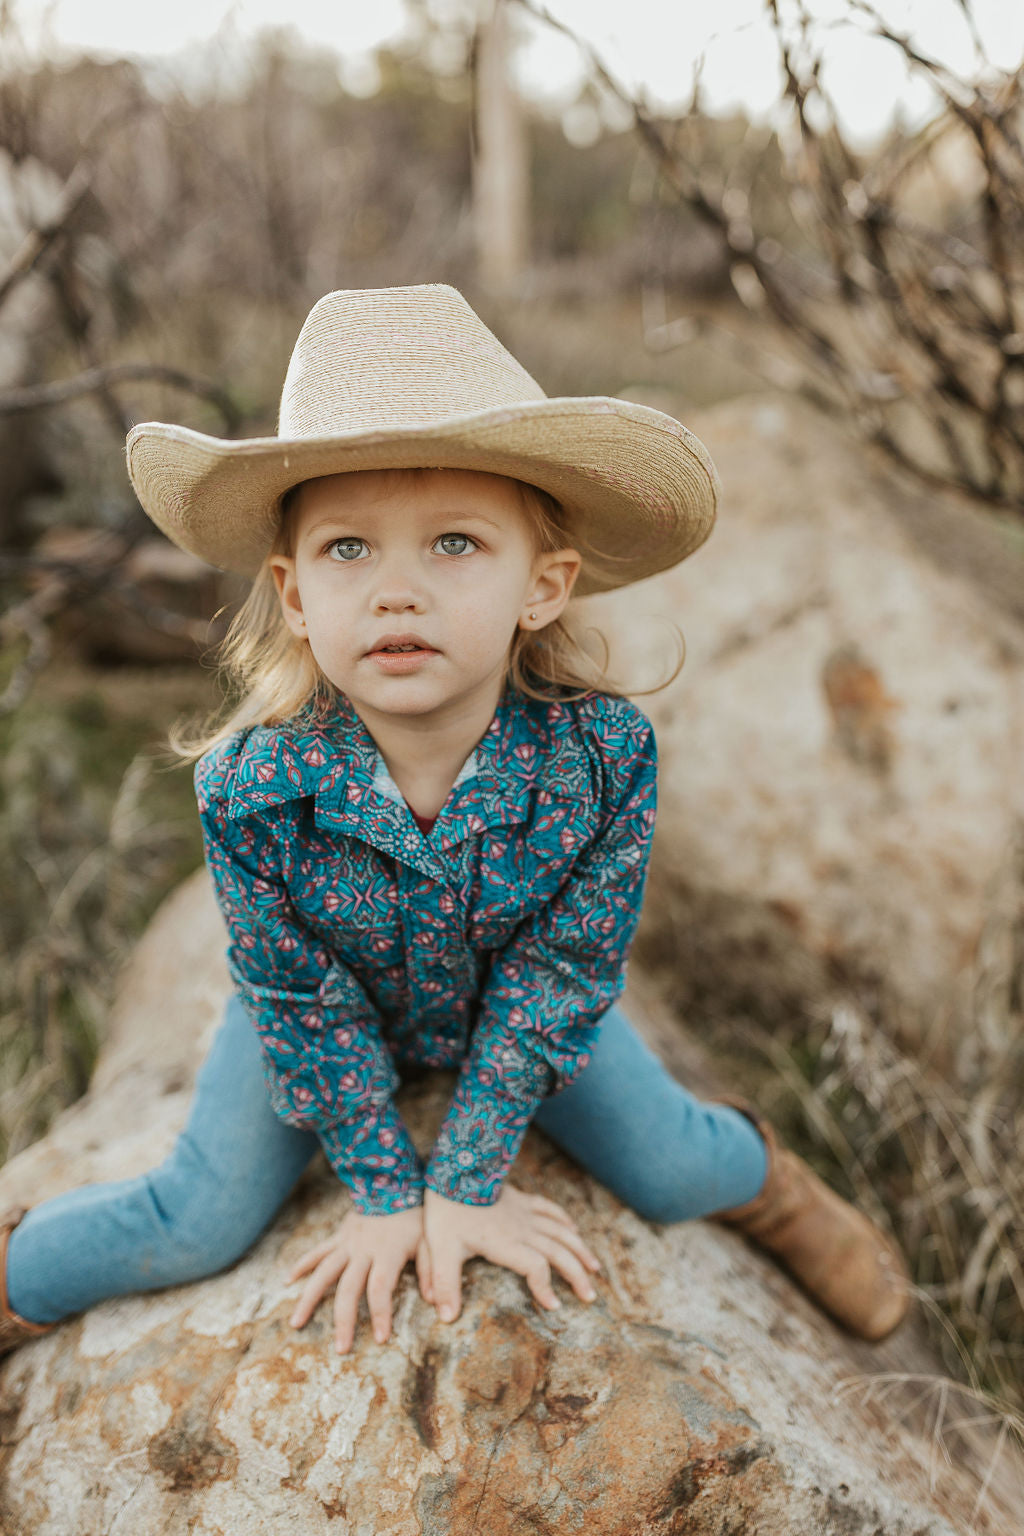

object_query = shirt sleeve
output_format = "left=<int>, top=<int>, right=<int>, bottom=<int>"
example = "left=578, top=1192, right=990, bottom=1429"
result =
left=198, top=789, right=425, bottom=1216
left=424, top=712, right=657, bottom=1205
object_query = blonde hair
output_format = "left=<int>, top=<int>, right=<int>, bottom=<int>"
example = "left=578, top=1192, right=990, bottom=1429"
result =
left=171, top=469, right=683, bottom=759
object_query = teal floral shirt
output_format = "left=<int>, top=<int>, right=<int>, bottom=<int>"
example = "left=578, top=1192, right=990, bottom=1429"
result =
left=196, top=685, right=657, bottom=1215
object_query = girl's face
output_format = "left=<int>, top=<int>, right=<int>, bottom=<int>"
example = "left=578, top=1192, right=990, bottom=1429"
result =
left=270, top=468, right=580, bottom=736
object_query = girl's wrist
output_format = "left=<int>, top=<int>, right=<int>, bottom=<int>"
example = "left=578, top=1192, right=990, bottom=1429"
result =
left=353, top=1197, right=424, bottom=1219
left=424, top=1184, right=501, bottom=1209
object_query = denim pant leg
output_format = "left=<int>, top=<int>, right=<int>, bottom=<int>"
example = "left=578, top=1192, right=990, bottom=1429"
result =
left=533, top=1003, right=767, bottom=1224
left=6, top=995, right=319, bottom=1325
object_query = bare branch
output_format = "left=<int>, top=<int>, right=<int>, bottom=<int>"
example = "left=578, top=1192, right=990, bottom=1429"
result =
left=518, top=0, right=1024, bottom=513
left=0, top=581, right=65, bottom=717
left=0, top=362, right=242, bottom=433
left=0, top=160, right=91, bottom=313
left=0, top=532, right=215, bottom=715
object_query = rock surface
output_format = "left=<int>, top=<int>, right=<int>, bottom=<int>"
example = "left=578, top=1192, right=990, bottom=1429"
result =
left=579, top=394, right=1024, bottom=1053
left=2, top=872, right=1022, bottom=1535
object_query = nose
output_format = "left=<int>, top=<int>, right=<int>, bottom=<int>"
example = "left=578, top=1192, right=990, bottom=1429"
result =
left=370, top=548, right=424, bottom=614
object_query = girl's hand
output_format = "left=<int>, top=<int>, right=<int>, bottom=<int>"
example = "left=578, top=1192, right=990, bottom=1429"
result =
left=422, top=1185, right=602, bottom=1323
left=286, top=1205, right=428, bottom=1353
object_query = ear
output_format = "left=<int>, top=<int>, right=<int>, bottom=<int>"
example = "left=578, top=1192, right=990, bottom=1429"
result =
left=520, top=548, right=582, bottom=632
left=268, top=554, right=307, bottom=639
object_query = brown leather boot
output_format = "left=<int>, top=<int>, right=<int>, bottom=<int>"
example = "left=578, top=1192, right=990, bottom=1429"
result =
left=711, top=1098, right=911, bottom=1341
left=1, top=1208, right=54, bottom=1358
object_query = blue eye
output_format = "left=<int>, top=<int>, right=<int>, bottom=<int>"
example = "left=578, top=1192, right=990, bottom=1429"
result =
left=435, top=533, right=477, bottom=556
left=328, top=538, right=368, bottom=562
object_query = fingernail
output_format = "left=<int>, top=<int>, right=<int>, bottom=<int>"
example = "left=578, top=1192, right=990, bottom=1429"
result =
left=582, top=1287, right=596, bottom=1302
left=547, top=1297, right=562, bottom=1310
left=439, top=1305, right=455, bottom=1322
left=289, top=1313, right=301, bottom=1328
left=374, top=1327, right=386, bottom=1344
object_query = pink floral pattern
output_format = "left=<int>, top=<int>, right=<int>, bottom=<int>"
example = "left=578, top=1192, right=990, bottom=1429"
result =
left=196, top=685, right=657, bottom=1214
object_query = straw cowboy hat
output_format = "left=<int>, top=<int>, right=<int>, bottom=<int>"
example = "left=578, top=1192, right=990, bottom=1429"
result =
left=126, top=283, right=720, bottom=595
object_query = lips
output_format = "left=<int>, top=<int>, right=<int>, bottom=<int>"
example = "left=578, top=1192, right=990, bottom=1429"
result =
left=367, top=633, right=437, bottom=655
left=367, top=637, right=439, bottom=675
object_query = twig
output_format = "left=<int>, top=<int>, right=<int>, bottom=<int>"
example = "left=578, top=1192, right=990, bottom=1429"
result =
left=0, top=362, right=241, bottom=432
left=0, top=160, right=91, bottom=313
left=0, top=537, right=214, bottom=716
left=0, top=592, right=55, bottom=716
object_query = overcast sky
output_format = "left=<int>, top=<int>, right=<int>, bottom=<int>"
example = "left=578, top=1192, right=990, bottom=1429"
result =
left=11, top=0, right=1024, bottom=145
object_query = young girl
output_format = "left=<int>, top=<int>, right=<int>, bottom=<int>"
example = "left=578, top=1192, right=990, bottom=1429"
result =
left=0, top=284, right=909, bottom=1359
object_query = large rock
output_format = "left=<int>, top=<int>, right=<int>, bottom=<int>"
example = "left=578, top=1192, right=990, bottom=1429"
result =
left=2, top=872, right=1021, bottom=1534
left=578, top=394, right=1024, bottom=1057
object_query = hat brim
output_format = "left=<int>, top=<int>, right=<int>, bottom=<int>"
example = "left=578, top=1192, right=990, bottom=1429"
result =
left=126, top=396, right=719, bottom=595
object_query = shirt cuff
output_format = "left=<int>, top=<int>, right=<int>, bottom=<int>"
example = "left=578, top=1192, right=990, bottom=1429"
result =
left=319, top=1104, right=426, bottom=1216
left=424, top=1071, right=546, bottom=1206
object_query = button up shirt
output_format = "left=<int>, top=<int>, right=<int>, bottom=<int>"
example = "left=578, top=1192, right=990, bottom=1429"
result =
left=196, top=684, right=657, bottom=1215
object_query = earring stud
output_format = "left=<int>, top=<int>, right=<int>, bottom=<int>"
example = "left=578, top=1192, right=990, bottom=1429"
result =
left=529, top=611, right=537, bottom=621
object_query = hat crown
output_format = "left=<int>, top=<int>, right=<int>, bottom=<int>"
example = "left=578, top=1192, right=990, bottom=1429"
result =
left=278, top=284, right=547, bottom=439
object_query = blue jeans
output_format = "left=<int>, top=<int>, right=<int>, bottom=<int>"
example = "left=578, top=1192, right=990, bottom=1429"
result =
left=6, top=996, right=767, bottom=1325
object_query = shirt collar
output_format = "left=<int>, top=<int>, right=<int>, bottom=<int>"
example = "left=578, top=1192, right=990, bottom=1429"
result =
left=225, top=685, right=581, bottom=864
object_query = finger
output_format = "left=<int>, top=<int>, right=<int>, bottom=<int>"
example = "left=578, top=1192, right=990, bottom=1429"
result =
left=333, top=1256, right=371, bottom=1354
left=532, top=1237, right=598, bottom=1304
left=366, top=1260, right=403, bottom=1345
left=287, top=1238, right=341, bottom=1284
left=528, top=1194, right=581, bottom=1230
left=528, top=1198, right=583, bottom=1234
left=519, top=1252, right=559, bottom=1311
left=290, top=1250, right=348, bottom=1329
left=415, top=1239, right=434, bottom=1305
left=430, top=1246, right=465, bottom=1323
left=531, top=1216, right=602, bottom=1273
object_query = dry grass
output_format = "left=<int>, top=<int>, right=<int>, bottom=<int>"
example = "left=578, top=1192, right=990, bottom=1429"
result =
left=716, top=839, right=1024, bottom=1503
left=764, top=987, right=1024, bottom=1389
left=634, top=818, right=1024, bottom=1511
left=823, top=857, right=1022, bottom=1410
left=0, top=666, right=209, bottom=1161
left=833, top=1372, right=1024, bottom=1526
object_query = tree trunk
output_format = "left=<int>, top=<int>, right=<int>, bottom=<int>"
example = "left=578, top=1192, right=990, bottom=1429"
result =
left=472, top=0, right=529, bottom=296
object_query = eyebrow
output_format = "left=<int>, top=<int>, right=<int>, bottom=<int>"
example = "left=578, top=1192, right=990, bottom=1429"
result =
left=303, top=510, right=505, bottom=536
